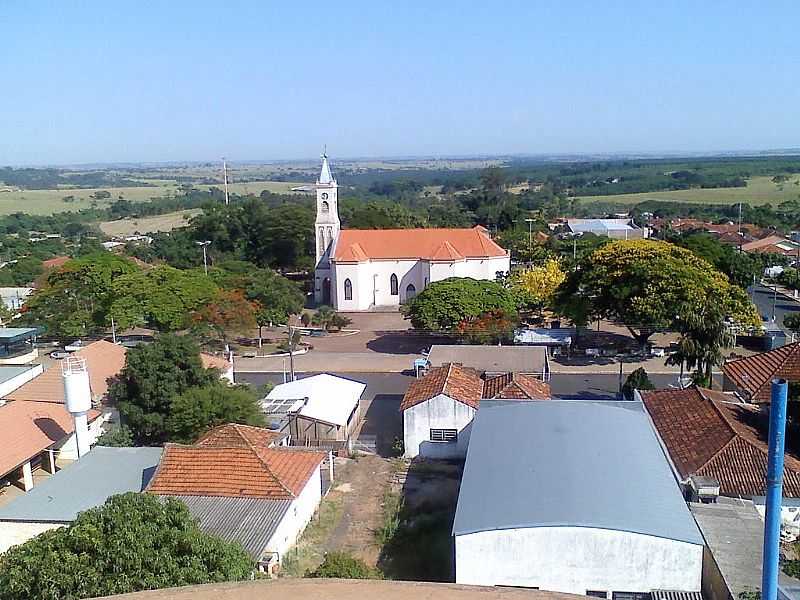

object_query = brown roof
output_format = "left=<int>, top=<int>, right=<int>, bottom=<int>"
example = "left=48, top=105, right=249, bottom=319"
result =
left=483, top=373, right=551, bottom=400
left=146, top=444, right=325, bottom=500
left=41, top=256, right=70, bottom=270
left=0, top=400, right=101, bottom=477
left=5, top=340, right=127, bottom=404
left=200, top=352, right=231, bottom=372
left=741, top=235, right=798, bottom=254
left=196, top=423, right=284, bottom=449
left=400, top=363, right=483, bottom=411
left=723, top=343, right=800, bottom=403
left=641, top=387, right=800, bottom=497
left=333, top=227, right=507, bottom=262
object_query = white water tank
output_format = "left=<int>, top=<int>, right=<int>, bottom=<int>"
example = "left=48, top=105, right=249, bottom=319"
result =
left=62, top=356, right=92, bottom=458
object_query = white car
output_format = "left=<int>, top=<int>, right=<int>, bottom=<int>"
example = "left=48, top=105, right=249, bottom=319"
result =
left=64, top=340, right=86, bottom=352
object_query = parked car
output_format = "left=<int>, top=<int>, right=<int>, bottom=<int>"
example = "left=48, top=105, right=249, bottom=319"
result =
left=64, top=340, right=86, bottom=352
left=50, top=350, right=70, bottom=359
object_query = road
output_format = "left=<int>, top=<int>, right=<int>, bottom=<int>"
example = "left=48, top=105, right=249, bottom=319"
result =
left=750, top=283, right=800, bottom=330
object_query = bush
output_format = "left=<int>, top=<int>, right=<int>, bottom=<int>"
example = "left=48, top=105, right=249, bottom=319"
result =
left=307, top=552, right=381, bottom=579
left=622, top=367, right=655, bottom=400
left=95, top=424, right=134, bottom=447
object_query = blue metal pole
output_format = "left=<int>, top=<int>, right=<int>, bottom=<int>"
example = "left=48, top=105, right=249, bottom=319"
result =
left=762, top=378, right=788, bottom=600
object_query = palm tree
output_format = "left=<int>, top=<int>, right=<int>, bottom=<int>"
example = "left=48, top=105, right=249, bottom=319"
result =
left=667, top=303, right=734, bottom=386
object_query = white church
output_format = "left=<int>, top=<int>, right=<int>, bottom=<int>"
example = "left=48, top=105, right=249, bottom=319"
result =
left=313, top=154, right=510, bottom=311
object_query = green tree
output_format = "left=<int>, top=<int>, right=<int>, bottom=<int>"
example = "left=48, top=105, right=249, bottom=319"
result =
left=404, top=277, right=518, bottom=332
left=110, top=334, right=219, bottom=445
left=785, top=313, right=800, bottom=333
left=0, top=493, right=252, bottom=600
left=666, top=303, right=735, bottom=385
left=308, top=551, right=381, bottom=579
left=95, top=425, right=134, bottom=447
left=622, top=367, right=655, bottom=400
left=167, top=384, right=267, bottom=444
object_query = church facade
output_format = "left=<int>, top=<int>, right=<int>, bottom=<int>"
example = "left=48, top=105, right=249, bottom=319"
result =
left=313, top=154, right=510, bottom=311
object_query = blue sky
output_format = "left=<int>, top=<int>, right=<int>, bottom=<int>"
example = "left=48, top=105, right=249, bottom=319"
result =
left=2, top=1, right=799, bottom=165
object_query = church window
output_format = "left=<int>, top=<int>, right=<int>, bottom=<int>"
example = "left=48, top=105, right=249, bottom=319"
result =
left=321, top=200, right=329, bottom=213
left=344, top=278, right=352, bottom=301
left=406, top=283, right=417, bottom=299
left=318, top=228, right=325, bottom=255
left=390, top=273, right=398, bottom=296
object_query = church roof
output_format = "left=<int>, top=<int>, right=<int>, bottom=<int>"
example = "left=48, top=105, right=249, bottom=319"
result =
left=333, top=227, right=507, bottom=262
left=318, top=153, right=335, bottom=185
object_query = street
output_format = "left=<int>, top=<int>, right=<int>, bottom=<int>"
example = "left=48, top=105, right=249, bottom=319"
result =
left=750, top=283, right=800, bottom=331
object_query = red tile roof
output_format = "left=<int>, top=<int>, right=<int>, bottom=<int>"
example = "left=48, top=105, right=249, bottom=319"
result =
left=723, top=343, right=800, bottom=403
left=0, top=400, right=101, bottom=477
left=196, top=423, right=284, bottom=449
left=400, top=363, right=483, bottom=411
left=333, top=227, right=507, bottom=262
left=147, top=444, right=325, bottom=500
left=641, top=387, right=800, bottom=497
left=483, top=373, right=551, bottom=400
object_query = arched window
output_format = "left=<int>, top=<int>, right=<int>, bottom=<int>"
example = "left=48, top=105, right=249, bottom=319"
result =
left=390, top=273, right=398, bottom=296
left=405, top=283, right=417, bottom=300
left=321, top=200, right=329, bottom=213
left=318, top=227, right=325, bottom=255
left=344, top=278, right=352, bottom=301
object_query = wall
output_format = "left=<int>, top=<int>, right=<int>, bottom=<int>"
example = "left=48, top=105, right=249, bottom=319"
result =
left=55, top=413, right=109, bottom=460
left=403, top=394, right=475, bottom=459
left=454, top=526, right=703, bottom=595
left=264, top=467, right=323, bottom=563
left=0, top=521, right=64, bottom=553
left=0, top=364, right=43, bottom=397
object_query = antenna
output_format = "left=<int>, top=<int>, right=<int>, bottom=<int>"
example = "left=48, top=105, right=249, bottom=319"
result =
left=62, top=356, right=92, bottom=458
left=222, top=157, right=230, bottom=206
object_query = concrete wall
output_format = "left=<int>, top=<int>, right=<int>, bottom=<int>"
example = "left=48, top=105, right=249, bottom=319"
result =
left=0, top=521, right=64, bottom=553
left=265, top=467, right=323, bottom=563
left=455, top=526, right=703, bottom=595
left=403, top=394, right=475, bottom=459
left=0, top=364, right=43, bottom=397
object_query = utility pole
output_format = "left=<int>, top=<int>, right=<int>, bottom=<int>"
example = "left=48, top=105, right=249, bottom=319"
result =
left=195, top=240, right=211, bottom=275
left=772, top=282, right=778, bottom=322
left=222, top=157, right=230, bottom=206
left=110, top=317, right=117, bottom=344
left=287, top=322, right=296, bottom=382
left=524, top=218, right=535, bottom=256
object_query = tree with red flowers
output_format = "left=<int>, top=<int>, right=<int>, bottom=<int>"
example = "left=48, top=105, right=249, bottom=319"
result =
left=192, top=289, right=257, bottom=347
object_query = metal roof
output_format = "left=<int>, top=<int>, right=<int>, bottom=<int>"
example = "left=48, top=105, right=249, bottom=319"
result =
left=0, top=327, right=39, bottom=343
left=0, top=364, right=38, bottom=386
left=264, top=374, right=365, bottom=427
left=427, top=345, right=548, bottom=375
left=0, top=446, right=162, bottom=522
left=168, top=495, right=291, bottom=560
left=452, top=400, right=704, bottom=545
left=566, top=219, right=637, bottom=235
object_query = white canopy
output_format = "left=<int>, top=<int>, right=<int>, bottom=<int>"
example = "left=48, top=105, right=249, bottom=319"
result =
left=264, top=373, right=365, bottom=427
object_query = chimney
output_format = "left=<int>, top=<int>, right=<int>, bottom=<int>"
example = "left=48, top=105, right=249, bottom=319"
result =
left=62, top=356, right=92, bottom=458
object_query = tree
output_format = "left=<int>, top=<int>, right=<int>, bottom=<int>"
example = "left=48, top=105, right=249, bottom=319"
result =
left=308, top=551, right=381, bottom=579
left=167, top=384, right=267, bottom=444
left=110, top=334, right=219, bottom=445
left=556, top=240, right=760, bottom=347
left=191, top=289, right=257, bottom=346
left=456, top=309, right=517, bottom=345
left=404, top=277, right=518, bottom=332
left=666, top=303, right=735, bottom=386
left=785, top=313, right=800, bottom=333
left=311, top=305, right=352, bottom=332
left=95, top=425, right=134, bottom=447
left=0, top=493, right=252, bottom=600
left=510, top=259, right=566, bottom=312
left=622, top=367, right=655, bottom=400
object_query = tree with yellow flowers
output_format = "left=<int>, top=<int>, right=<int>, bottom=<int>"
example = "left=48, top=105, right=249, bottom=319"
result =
left=510, top=259, right=567, bottom=313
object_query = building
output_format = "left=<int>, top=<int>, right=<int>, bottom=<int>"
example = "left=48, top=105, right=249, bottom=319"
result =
left=0, top=327, right=39, bottom=364
left=426, top=344, right=549, bottom=379
left=453, top=401, right=704, bottom=594
left=565, top=218, right=646, bottom=240
left=741, top=235, right=800, bottom=256
left=401, top=365, right=551, bottom=459
left=146, top=428, right=328, bottom=571
left=640, top=387, right=800, bottom=514
left=261, top=374, right=365, bottom=448
left=722, top=342, right=800, bottom=403
left=0, top=446, right=161, bottom=552
left=312, top=154, right=510, bottom=310
left=0, top=364, right=42, bottom=397
left=0, top=287, right=32, bottom=311
left=514, top=328, right=574, bottom=355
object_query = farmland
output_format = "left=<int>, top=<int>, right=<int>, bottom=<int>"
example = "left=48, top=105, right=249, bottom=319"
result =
left=99, top=209, right=203, bottom=237
left=576, top=175, right=800, bottom=207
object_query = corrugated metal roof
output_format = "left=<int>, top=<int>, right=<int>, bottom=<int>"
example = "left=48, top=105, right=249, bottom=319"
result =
left=168, top=495, right=291, bottom=560
left=0, top=446, right=162, bottom=522
left=651, top=590, right=703, bottom=600
left=452, top=400, right=704, bottom=545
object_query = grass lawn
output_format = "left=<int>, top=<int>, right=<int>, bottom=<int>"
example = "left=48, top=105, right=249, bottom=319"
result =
left=99, top=209, right=202, bottom=236
left=282, top=494, right=344, bottom=577
left=195, top=181, right=307, bottom=196
left=0, top=184, right=179, bottom=215
left=576, top=175, right=800, bottom=206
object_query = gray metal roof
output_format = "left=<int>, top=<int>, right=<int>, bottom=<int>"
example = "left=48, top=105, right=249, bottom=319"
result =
left=453, top=400, right=704, bottom=545
left=0, top=327, right=39, bottom=342
left=567, top=218, right=638, bottom=235
left=0, top=446, right=162, bottom=522
left=0, top=364, right=37, bottom=385
left=427, top=345, right=548, bottom=374
left=168, top=495, right=291, bottom=560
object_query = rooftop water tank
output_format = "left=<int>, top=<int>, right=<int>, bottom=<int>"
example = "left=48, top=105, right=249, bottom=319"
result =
left=62, top=356, right=92, bottom=414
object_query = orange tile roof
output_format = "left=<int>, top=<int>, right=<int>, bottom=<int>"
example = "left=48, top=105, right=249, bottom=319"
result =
left=5, top=340, right=127, bottom=404
left=333, top=227, right=507, bottom=262
left=0, top=400, right=101, bottom=476
left=641, top=387, right=800, bottom=497
left=400, top=363, right=483, bottom=411
left=483, top=373, right=551, bottom=400
left=196, top=423, right=284, bottom=449
left=723, top=343, right=800, bottom=403
left=147, top=444, right=325, bottom=500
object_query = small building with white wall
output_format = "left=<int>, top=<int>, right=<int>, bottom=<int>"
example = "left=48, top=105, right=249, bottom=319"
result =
left=453, top=400, right=704, bottom=595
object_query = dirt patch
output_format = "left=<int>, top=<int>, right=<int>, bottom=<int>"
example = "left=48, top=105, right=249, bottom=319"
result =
left=99, top=209, right=201, bottom=237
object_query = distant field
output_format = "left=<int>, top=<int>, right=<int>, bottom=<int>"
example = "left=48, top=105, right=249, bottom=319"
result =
left=195, top=181, right=306, bottom=195
left=576, top=175, right=800, bottom=206
left=99, top=209, right=203, bottom=237
left=0, top=184, right=179, bottom=215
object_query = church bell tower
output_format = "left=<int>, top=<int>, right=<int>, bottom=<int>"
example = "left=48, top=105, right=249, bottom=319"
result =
left=314, top=151, right=340, bottom=266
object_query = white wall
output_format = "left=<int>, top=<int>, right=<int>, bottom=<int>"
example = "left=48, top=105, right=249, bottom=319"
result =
left=55, top=413, right=109, bottom=460
left=0, top=521, right=64, bottom=553
left=0, top=364, right=43, bottom=397
left=455, top=526, right=703, bottom=595
left=403, top=394, right=475, bottom=459
left=265, top=467, right=323, bottom=563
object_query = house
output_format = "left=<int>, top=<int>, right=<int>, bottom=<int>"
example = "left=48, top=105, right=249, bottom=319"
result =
left=146, top=427, right=328, bottom=571
left=722, top=342, right=800, bottom=403
left=741, top=235, right=800, bottom=256
left=565, top=218, right=646, bottom=240
left=261, top=374, right=365, bottom=449
left=312, top=154, right=510, bottom=309
left=0, top=287, right=32, bottom=311
left=640, top=387, right=800, bottom=516
left=426, top=344, right=549, bottom=379
left=0, top=446, right=162, bottom=552
left=453, top=401, right=704, bottom=594
left=401, top=364, right=550, bottom=459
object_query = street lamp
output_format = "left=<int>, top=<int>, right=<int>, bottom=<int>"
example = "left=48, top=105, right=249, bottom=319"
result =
left=195, top=240, right=211, bottom=275
left=524, top=218, right=535, bottom=253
